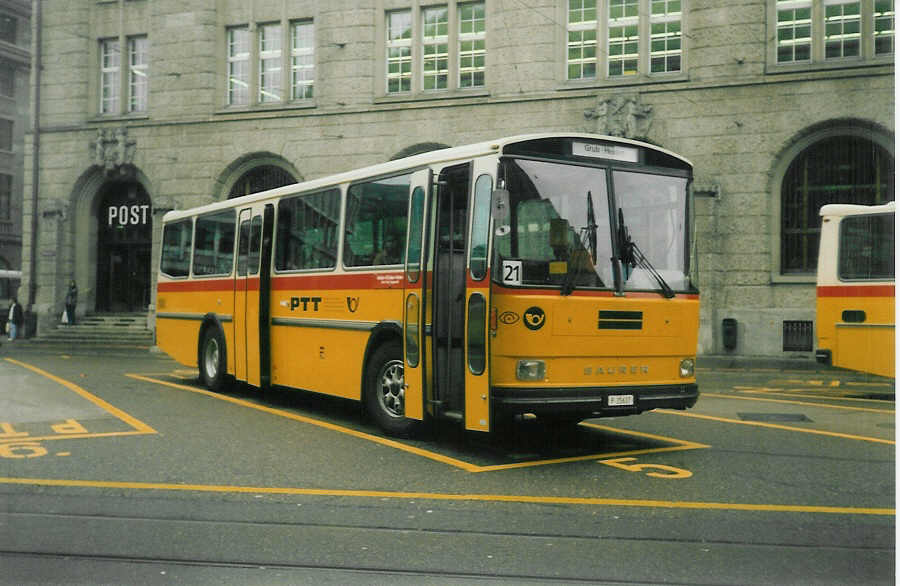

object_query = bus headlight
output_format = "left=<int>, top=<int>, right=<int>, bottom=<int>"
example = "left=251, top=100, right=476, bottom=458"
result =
left=517, top=360, right=546, bottom=381
left=679, top=358, right=695, bottom=378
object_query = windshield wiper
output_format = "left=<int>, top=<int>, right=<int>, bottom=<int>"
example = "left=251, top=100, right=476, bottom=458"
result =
left=560, top=192, right=600, bottom=296
left=617, top=208, right=675, bottom=299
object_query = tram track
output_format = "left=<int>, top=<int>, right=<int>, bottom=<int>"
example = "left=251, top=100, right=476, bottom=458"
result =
left=2, top=506, right=893, bottom=585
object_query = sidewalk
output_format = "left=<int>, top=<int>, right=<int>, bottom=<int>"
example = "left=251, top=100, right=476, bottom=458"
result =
left=698, top=354, right=896, bottom=384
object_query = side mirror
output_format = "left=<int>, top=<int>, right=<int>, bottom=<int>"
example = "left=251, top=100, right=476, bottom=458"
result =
left=491, top=188, right=510, bottom=222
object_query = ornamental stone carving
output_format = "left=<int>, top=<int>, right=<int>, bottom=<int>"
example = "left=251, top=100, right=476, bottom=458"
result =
left=584, top=94, right=653, bottom=140
left=91, top=127, right=137, bottom=175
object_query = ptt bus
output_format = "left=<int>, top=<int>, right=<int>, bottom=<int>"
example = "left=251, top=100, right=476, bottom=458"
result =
left=815, top=201, right=895, bottom=378
left=156, top=133, right=700, bottom=435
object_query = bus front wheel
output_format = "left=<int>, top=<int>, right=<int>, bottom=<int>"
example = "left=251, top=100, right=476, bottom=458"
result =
left=199, top=326, right=227, bottom=392
left=366, top=340, right=418, bottom=437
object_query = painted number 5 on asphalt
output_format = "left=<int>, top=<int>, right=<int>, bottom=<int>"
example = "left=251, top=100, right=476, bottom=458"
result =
left=598, top=457, right=693, bottom=479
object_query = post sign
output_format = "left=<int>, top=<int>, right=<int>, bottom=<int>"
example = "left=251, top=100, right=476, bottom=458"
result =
left=108, top=204, right=150, bottom=226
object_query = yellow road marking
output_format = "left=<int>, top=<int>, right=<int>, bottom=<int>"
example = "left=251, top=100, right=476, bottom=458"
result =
left=734, top=387, right=895, bottom=405
left=126, top=373, right=484, bottom=472
left=127, top=373, right=706, bottom=473
left=0, top=476, right=891, bottom=516
left=657, top=410, right=894, bottom=445
left=708, top=392, right=895, bottom=414
left=3, top=358, right=156, bottom=436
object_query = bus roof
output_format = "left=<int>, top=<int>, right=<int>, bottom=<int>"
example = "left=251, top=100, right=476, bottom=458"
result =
left=162, top=133, right=693, bottom=223
left=820, top=201, right=895, bottom=217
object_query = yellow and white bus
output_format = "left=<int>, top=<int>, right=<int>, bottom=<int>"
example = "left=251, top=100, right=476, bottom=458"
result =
left=815, top=202, right=895, bottom=378
left=156, top=134, right=700, bottom=435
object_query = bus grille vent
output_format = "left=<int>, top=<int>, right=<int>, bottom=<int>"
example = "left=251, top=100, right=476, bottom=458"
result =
left=782, top=320, right=813, bottom=352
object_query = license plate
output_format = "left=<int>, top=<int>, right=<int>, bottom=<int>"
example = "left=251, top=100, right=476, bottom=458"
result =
left=608, top=394, right=634, bottom=406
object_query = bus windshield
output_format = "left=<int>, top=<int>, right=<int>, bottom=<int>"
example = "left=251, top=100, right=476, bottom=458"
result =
left=495, top=158, right=690, bottom=293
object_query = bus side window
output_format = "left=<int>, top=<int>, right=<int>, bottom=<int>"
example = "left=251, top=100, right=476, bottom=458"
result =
left=237, top=218, right=250, bottom=276
left=344, top=174, right=411, bottom=267
left=161, top=220, right=193, bottom=277
left=470, top=175, right=492, bottom=280
left=193, top=210, right=236, bottom=276
left=839, top=214, right=895, bottom=280
left=275, top=189, right=340, bottom=271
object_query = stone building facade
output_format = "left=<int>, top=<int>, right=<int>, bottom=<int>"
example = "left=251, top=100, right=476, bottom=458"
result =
left=22, top=0, right=894, bottom=357
left=0, top=0, right=29, bottom=305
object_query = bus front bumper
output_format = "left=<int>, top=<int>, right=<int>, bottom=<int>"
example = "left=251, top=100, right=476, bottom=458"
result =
left=491, top=383, right=699, bottom=419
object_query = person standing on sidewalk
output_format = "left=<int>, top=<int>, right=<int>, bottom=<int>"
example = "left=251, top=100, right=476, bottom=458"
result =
left=7, top=297, right=23, bottom=341
left=65, top=280, right=78, bottom=326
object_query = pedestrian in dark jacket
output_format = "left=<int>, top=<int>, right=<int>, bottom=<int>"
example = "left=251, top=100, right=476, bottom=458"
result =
left=7, top=297, right=23, bottom=341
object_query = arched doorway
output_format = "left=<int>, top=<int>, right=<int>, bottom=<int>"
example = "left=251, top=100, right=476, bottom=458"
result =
left=95, top=180, right=152, bottom=312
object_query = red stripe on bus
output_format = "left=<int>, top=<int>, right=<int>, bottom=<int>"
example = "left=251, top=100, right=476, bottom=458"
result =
left=158, top=279, right=233, bottom=293
left=271, top=272, right=406, bottom=290
left=495, top=287, right=699, bottom=300
left=817, top=285, right=895, bottom=298
left=160, top=273, right=700, bottom=299
left=158, top=277, right=260, bottom=293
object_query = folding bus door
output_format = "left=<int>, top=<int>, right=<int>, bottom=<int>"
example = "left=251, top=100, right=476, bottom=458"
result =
left=244, top=211, right=264, bottom=387
left=402, top=169, right=432, bottom=423
left=234, top=209, right=251, bottom=383
left=463, top=164, right=495, bottom=432
left=234, top=208, right=264, bottom=387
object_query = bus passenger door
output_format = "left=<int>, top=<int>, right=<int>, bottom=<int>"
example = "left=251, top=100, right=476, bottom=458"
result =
left=234, top=209, right=251, bottom=383
left=244, top=212, right=264, bottom=387
left=402, top=170, right=431, bottom=422
left=464, top=170, right=494, bottom=432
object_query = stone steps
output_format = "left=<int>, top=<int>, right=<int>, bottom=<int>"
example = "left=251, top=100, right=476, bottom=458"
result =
left=36, top=313, right=154, bottom=346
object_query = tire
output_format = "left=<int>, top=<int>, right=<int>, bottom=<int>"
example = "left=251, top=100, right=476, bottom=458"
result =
left=199, top=326, right=227, bottom=392
left=365, top=340, right=418, bottom=437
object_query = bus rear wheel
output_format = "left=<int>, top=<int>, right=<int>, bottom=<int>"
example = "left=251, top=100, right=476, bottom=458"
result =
left=199, top=326, right=227, bottom=392
left=366, top=340, right=418, bottom=437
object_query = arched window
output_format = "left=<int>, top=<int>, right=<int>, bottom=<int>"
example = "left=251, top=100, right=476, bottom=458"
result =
left=780, top=135, right=893, bottom=275
left=228, top=165, right=297, bottom=199
left=390, top=142, right=451, bottom=161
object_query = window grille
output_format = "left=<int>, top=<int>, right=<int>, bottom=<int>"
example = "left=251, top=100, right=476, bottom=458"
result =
left=783, top=320, right=813, bottom=352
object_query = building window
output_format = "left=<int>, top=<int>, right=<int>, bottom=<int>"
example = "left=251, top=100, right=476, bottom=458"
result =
left=0, top=119, right=12, bottom=152
left=129, top=37, right=148, bottom=113
left=100, top=36, right=149, bottom=115
left=0, top=14, right=16, bottom=45
left=458, top=2, right=486, bottom=88
left=608, top=0, right=640, bottom=76
left=567, top=0, right=598, bottom=80
left=567, top=0, right=682, bottom=81
left=227, top=26, right=250, bottom=106
left=825, top=1, right=861, bottom=59
left=292, top=21, right=315, bottom=100
left=227, top=21, right=315, bottom=107
left=773, top=0, right=892, bottom=67
left=100, top=38, right=120, bottom=114
left=874, top=0, right=895, bottom=54
left=423, top=7, right=449, bottom=91
left=386, top=10, right=412, bottom=93
left=0, top=173, right=10, bottom=221
left=382, top=2, right=486, bottom=96
left=0, top=61, right=14, bottom=97
left=776, top=0, right=812, bottom=62
left=780, top=135, right=893, bottom=275
left=259, top=23, right=282, bottom=103
left=650, top=0, right=683, bottom=72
